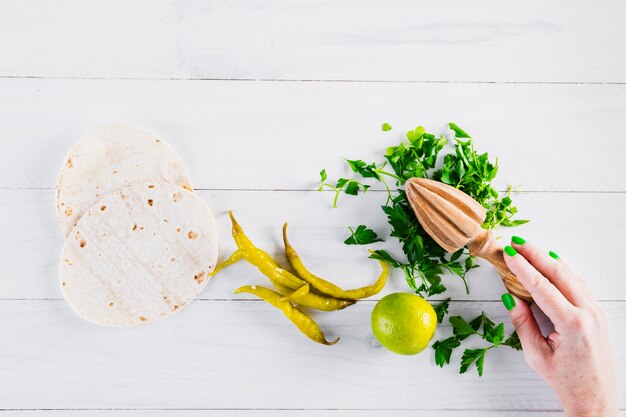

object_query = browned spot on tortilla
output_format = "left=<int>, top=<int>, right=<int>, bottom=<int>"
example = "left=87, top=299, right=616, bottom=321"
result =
left=172, top=192, right=182, bottom=202
left=95, top=193, right=99, bottom=198
left=132, top=224, right=138, bottom=231
left=170, top=257, right=176, bottom=263
left=139, top=316, right=147, bottom=322
left=155, top=139, right=160, bottom=143
left=148, top=185, right=155, bottom=189
left=194, top=271, right=206, bottom=284
left=100, top=205, right=106, bottom=211
left=147, top=199, right=154, bottom=206
left=182, top=184, right=192, bottom=192
left=64, top=258, right=72, bottom=266
left=62, top=282, right=66, bottom=287
left=112, top=169, right=118, bottom=174
left=163, top=219, right=168, bottom=223
left=108, top=302, right=114, bottom=307
left=79, top=239, right=87, bottom=248
left=176, top=227, right=181, bottom=233
left=163, top=295, right=168, bottom=300
left=188, top=231, right=199, bottom=240
left=64, top=207, right=73, bottom=217
left=67, top=158, right=73, bottom=168
left=173, top=305, right=179, bottom=311
left=120, top=193, right=127, bottom=199
left=140, top=226, right=144, bottom=230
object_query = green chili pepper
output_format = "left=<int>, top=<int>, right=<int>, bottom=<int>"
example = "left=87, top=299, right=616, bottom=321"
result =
left=228, top=212, right=354, bottom=311
left=283, top=223, right=389, bottom=300
left=235, top=285, right=339, bottom=346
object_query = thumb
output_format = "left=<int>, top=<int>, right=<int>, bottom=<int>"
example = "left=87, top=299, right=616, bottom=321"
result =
left=501, top=293, right=552, bottom=370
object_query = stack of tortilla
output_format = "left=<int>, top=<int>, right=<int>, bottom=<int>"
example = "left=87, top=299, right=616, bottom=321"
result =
left=56, top=124, right=219, bottom=327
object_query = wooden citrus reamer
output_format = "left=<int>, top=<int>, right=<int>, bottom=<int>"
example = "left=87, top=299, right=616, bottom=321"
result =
left=405, top=177, right=532, bottom=303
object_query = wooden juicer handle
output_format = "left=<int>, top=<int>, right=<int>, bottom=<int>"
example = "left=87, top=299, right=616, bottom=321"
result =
left=405, top=177, right=533, bottom=304
left=467, top=229, right=533, bottom=303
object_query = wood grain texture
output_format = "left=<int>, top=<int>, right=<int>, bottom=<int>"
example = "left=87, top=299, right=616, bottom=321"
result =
left=1, top=79, right=626, bottom=191
left=1, top=0, right=625, bottom=82
left=1, top=300, right=624, bottom=410
left=1, top=189, right=624, bottom=301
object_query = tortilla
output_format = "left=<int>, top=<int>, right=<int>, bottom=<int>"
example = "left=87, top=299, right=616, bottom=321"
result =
left=59, top=181, right=218, bottom=327
left=56, top=123, right=192, bottom=237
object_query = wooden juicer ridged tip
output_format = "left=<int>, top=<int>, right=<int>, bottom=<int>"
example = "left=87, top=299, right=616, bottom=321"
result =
left=405, top=177, right=533, bottom=303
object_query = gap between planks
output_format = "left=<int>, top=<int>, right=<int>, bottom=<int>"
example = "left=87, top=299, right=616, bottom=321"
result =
left=1, top=75, right=626, bottom=85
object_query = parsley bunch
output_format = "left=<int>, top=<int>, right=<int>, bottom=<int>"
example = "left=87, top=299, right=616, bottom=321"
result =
left=318, top=122, right=527, bottom=376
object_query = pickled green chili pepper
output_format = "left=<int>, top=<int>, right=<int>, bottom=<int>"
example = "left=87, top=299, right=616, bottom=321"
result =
left=279, top=282, right=310, bottom=302
left=208, top=249, right=243, bottom=277
left=235, top=285, right=339, bottom=346
left=228, top=212, right=354, bottom=311
left=282, top=223, right=389, bottom=300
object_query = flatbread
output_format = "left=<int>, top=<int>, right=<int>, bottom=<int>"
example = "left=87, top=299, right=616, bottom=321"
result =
left=59, top=181, right=218, bottom=327
left=56, top=123, right=192, bottom=237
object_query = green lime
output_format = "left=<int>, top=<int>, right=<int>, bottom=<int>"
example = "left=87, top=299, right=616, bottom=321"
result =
left=371, top=292, right=437, bottom=355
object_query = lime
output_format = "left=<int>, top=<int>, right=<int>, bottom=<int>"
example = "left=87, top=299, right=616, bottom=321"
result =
left=371, top=292, right=437, bottom=355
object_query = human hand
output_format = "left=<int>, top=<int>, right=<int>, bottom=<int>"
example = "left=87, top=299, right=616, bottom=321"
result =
left=500, top=237, right=619, bottom=417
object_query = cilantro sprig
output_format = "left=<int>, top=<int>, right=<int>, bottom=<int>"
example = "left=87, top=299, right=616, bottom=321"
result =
left=318, top=122, right=527, bottom=376
left=434, top=312, right=521, bottom=376
left=344, top=225, right=383, bottom=245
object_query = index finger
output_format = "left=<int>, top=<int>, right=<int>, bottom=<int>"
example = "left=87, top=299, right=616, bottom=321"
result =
left=503, top=245, right=575, bottom=328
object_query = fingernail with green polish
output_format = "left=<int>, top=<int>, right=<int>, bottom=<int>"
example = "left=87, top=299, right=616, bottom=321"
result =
left=549, top=251, right=560, bottom=260
left=511, top=236, right=526, bottom=245
left=501, top=293, right=516, bottom=311
left=504, top=245, right=518, bottom=256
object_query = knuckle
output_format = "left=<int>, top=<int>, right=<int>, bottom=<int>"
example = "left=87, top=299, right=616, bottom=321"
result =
left=549, top=260, right=564, bottom=278
left=531, top=273, right=551, bottom=293
left=566, top=312, right=588, bottom=331
left=510, top=310, right=530, bottom=331
left=590, top=306, right=608, bottom=327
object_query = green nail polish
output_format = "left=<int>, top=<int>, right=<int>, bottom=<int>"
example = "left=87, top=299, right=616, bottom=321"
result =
left=501, top=293, right=516, bottom=311
left=549, top=251, right=560, bottom=260
left=511, top=236, right=526, bottom=245
left=504, top=245, right=517, bottom=256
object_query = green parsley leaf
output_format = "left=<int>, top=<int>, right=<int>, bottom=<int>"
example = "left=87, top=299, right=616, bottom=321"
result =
left=432, top=336, right=461, bottom=367
left=485, top=323, right=505, bottom=347
left=368, top=249, right=401, bottom=268
left=503, top=331, right=522, bottom=351
left=344, top=225, right=383, bottom=245
left=449, top=122, right=471, bottom=139
left=382, top=123, right=392, bottom=131
left=433, top=298, right=450, bottom=324
left=460, top=348, right=486, bottom=376
left=450, top=316, right=478, bottom=340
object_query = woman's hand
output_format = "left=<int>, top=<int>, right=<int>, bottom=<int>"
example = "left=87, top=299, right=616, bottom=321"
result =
left=501, top=237, right=619, bottom=417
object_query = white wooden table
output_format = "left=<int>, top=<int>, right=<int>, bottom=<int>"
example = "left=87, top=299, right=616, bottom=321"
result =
left=1, top=1, right=625, bottom=415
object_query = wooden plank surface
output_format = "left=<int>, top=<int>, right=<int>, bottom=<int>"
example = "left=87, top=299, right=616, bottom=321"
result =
left=1, top=79, right=626, bottom=192
left=1, top=300, right=624, bottom=410
left=1, top=189, right=624, bottom=301
left=1, top=0, right=625, bottom=414
left=1, top=0, right=625, bottom=82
